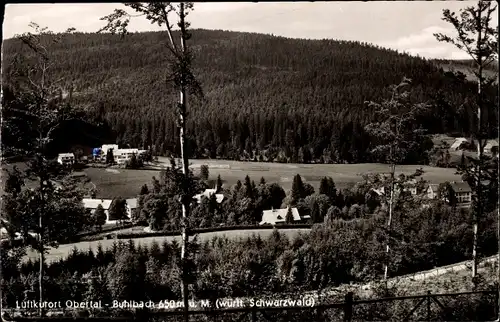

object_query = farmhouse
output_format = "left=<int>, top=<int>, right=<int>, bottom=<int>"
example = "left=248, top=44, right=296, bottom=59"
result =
left=259, top=207, right=310, bottom=225
left=370, top=179, right=418, bottom=197
left=450, top=137, right=469, bottom=151
left=194, top=188, right=224, bottom=204
left=426, top=184, right=440, bottom=199
left=449, top=181, right=472, bottom=208
left=82, top=198, right=137, bottom=223
left=57, top=153, right=75, bottom=165
left=484, top=139, right=499, bottom=156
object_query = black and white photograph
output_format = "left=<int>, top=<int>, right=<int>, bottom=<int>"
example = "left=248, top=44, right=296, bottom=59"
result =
left=1, top=1, right=499, bottom=321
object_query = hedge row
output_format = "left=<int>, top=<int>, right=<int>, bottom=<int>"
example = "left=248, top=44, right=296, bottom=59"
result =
left=80, top=224, right=313, bottom=242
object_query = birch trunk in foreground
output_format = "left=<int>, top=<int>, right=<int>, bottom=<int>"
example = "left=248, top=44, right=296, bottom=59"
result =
left=435, top=0, right=498, bottom=279
left=99, top=4, right=203, bottom=320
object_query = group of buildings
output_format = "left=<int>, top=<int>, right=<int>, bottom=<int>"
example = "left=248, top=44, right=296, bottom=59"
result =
left=259, top=180, right=475, bottom=226
left=56, top=144, right=147, bottom=166
left=449, top=137, right=499, bottom=156
left=93, top=144, right=147, bottom=165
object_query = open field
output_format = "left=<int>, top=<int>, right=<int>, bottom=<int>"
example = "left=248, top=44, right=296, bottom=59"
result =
left=25, top=228, right=310, bottom=263
left=85, top=158, right=463, bottom=199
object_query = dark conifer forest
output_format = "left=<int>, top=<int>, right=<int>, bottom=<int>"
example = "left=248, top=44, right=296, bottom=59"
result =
left=2, top=29, right=498, bottom=163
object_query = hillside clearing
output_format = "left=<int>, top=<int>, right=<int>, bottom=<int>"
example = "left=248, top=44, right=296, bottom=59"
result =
left=85, top=159, right=462, bottom=199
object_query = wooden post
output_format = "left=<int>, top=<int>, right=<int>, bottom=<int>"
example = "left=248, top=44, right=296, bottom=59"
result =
left=344, top=292, right=353, bottom=322
left=426, top=290, right=431, bottom=321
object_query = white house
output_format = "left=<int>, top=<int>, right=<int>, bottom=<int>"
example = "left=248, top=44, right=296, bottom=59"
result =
left=114, top=149, right=139, bottom=165
left=126, top=198, right=138, bottom=217
left=194, top=189, right=224, bottom=204
left=82, top=198, right=137, bottom=224
left=259, top=207, right=310, bottom=225
left=484, top=140, right=499, bottom=155
left=57, top=153, right=75, bottom=165
left=101, top=144, right=119, bottom=156
left=370, top=179, right=418, bottom=197
left=426, top=184, right=440, bottom=199
left=425, top=181, right=472, bottom=208
left=450, top=138, right=469, bottom=151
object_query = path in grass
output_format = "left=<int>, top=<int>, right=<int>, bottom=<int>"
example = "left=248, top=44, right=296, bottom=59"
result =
left=85, top=159, right=462, bottom=199
left=25, top=229, right=310, bottom=263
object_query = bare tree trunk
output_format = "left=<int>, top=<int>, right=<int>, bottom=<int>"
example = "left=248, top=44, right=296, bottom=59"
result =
left=384, top=163, right=396, bottom=280
left=496, top=19, right=500, bottom=322
left=38, top=179, right=45, bottom=317
left=472, top=7, right=484, bottom=279
left=178, top=3, right=190, bottom=321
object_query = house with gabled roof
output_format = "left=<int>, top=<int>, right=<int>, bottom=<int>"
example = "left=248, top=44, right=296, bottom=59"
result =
left=194, top=188, right=224, bottom=204
left=485, top=139, right=499, bottom=156
left=449, top=181, right=472, bottom=208
left=259, top=207, right=310, bottom=225
left=82, top=198, right=137, bottom=223
left=450, top=138, right=469, bottom=151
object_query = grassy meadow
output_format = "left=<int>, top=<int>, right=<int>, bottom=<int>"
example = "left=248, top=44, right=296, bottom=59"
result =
left=85, top=158, right=463, bottom=199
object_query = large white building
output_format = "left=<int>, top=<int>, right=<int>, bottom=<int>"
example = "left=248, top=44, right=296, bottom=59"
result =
left=98, top=145, right=147, bottom=164
left=57, top=153, right=75, bottom=165
left=82, top=198, right=137, bottom=223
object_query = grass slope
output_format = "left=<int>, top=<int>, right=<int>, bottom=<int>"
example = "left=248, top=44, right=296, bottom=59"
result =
left=86, top=158, right=462, bottom=199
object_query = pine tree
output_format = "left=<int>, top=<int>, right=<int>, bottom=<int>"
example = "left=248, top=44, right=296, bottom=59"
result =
left=93, top=204, right=107, bottom=230
left=108, top=198, right=127, bottom=221
left=215, top=175, right=223, bottom=193
left=106, top=148, right=115, bottom=165
left=290, top=174, right=305, bottom=206
left=285, top=207, right=294, bottom=224
left=139, top=184, right=149, bottom=195
left=319, top=177, right=329, bottom=195
left=200, top=165, right=209, bottom=181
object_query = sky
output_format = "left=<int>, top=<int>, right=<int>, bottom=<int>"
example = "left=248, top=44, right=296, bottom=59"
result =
left=3, top=2, right=498, bottom=60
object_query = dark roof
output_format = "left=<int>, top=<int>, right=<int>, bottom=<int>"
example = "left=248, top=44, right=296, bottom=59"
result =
left=450, top=181, right=472, bottom=193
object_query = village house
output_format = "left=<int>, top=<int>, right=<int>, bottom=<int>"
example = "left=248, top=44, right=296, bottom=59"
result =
left=82, top=198, right=137, bottom=223
left=426, top=184, right=440, bottom=199
left=450, top=137, right=469, bottom=151
left=425, top=181, right=472, bottom=208
left=259, top=207, right=311, bottom=225
left=194, top=188, right=224, bottom=204
left=449, top=181, right=472, bottom=208
left=57, top=153, right=75, bottom=165
left=484, top=139, right=499, bottom=156
left=370, top=179, right=418, bottom=197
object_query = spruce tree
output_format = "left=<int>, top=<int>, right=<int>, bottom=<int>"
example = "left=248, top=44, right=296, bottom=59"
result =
left=215, top=175, right=223, bottom=193
left=285, top=207, right=294, bottom=224
left=291, top=174, right=305, bottom=206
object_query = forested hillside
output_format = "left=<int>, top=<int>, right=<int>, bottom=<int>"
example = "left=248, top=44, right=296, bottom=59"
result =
left=2, top=29, right=498, bottom=163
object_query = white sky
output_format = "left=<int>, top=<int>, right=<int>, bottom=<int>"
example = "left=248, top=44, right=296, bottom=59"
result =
left=3, top=2, right=499, bottom=59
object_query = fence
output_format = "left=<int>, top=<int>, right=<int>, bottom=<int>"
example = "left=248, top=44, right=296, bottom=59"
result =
left=2, top=289, right=497, bottom=322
